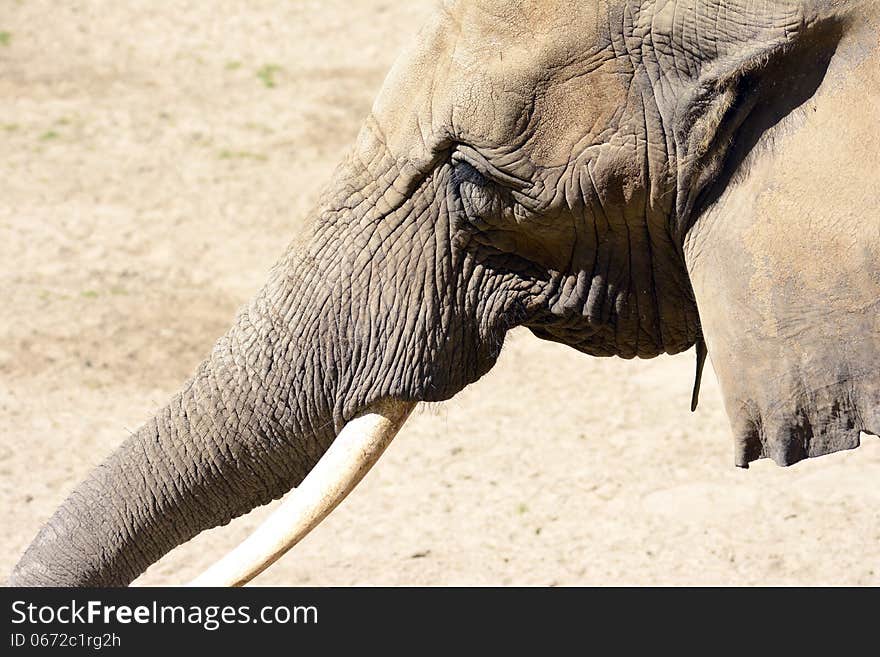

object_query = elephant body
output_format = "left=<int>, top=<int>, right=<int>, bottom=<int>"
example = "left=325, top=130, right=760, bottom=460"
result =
left=10, top=0, right=880, bottom=586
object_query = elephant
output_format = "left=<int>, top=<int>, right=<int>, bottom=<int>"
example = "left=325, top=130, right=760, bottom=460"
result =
left=9, top=0, right=880, bottom=586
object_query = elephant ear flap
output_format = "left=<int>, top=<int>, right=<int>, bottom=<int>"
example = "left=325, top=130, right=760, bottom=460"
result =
left=678, top=15, right=880, bottom=468
left=670, top=64, right=753, bottom=229
left=669, top=18, right=843, bottom=238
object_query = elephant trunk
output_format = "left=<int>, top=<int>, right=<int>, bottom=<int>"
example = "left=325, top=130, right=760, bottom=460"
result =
left=9, top=199, right=433, bottom=586
left=8, top=270, right=353, bottom=586
left=9, top=133, right=514, bottom=586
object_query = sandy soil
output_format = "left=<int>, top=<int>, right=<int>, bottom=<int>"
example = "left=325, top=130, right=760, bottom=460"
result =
left=2, top=1, right=878, bottom=586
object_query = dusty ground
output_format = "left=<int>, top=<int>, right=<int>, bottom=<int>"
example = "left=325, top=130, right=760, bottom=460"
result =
left=1, top=1, right=878, bottom=586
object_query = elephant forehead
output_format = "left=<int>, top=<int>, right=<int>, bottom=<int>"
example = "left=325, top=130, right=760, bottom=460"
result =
left=444, top=0, right=619, bottom=156
left=442, top=0, right=604, bottom=41
left=366, top=0, right=619, bottom=170
left=448, top=57, right=630, bottom=168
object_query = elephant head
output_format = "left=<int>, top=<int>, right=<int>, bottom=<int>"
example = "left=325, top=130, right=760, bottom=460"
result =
left=10, top=0, right=879, bottom=586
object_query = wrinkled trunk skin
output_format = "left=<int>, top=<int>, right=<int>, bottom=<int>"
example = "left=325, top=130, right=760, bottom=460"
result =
left=9, top=306, right=338, bottom=586
left=9, top=127, right=518, bottom=586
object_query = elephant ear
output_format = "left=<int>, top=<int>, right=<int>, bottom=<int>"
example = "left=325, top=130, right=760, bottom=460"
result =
left=669, top=17, right=844, bottom=238
left=679, top=15, right=880, bottom=467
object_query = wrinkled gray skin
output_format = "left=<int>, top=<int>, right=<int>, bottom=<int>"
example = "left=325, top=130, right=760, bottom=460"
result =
left=10, top=0, right=880, bottom=586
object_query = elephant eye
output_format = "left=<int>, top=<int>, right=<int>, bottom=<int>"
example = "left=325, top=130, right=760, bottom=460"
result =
left=452, top=159, right=499, bottom=225
left=452, top=159, right=488, bottom=187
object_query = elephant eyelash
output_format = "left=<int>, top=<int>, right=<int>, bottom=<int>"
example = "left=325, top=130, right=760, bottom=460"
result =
left=450, top=144, right=528, bottom=190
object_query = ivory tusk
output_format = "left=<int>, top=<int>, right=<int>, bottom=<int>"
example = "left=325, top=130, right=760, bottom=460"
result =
left=187, top=399, right=416, bottom=587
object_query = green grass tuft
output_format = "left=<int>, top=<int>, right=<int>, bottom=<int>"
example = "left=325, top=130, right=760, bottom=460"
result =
left=256, top=64, right=282, bottom=89
left=219, top=149, right=267, bottom=161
